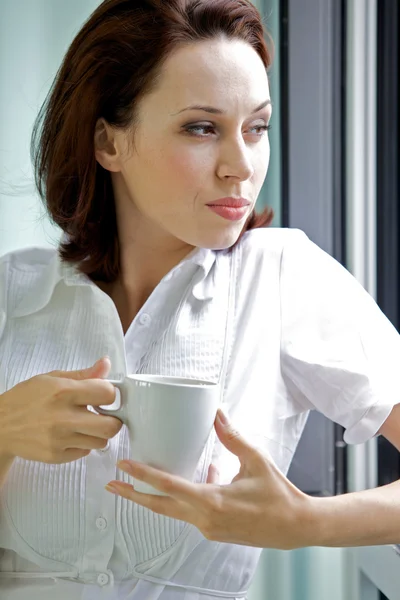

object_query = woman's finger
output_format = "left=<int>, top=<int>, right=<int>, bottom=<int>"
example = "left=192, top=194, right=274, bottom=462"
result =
left=206, top=463, right=220, bottom=484
left=105, top=480, right=193, bottom=522
left=117, top=460, right=206, bottom=504
left=214, top=409, right=259, bottom=461
left=65, top=433, right=111, bottom=450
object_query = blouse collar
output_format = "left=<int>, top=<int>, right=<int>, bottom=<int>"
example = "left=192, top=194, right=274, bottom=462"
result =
left=13, top=243, right=218, bottom=318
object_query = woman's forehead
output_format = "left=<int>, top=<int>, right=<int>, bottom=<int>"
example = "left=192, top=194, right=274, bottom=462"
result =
left=162, top=38, right=267, bottom=80
left=144, top=39, right=270, bottom=115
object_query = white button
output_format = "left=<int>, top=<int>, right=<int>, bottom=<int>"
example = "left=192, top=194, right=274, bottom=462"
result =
left=139, top=313, right=151, bottom=326
left=99, top=440, right=110, bottom=453
left=95, top=517, right=108, bottom=530
left=97, top=573, right=109, bottom=586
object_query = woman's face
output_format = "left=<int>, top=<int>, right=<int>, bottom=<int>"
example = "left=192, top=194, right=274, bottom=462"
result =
left=100, top=37, right=272, bottom=251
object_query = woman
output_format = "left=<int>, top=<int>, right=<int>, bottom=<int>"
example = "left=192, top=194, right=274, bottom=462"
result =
left=0, top=0, right=400, bottom=598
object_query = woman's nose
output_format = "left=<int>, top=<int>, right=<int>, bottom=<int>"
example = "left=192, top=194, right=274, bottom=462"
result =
left=216, top=139, right=255, bottom=181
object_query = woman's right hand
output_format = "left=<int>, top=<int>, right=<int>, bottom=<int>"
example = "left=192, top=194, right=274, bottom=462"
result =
left=0, top=357, right=123, bottom=464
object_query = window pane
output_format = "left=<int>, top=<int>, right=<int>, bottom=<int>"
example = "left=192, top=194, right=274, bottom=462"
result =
left=252, top=0, right=282, bottom=225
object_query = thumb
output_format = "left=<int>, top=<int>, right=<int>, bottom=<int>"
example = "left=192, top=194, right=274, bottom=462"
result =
left=214, top=408, right=255, bottom=459
left=48, top=357, right=112, bottom=381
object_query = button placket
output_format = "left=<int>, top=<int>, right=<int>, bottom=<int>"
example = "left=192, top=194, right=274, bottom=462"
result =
left=139, top=313, right=151, bottom=326
left=80, top=450, right=117, bottom=578
left=95, top=517, right=108, bottom=531
left=97, top=573, right=110, bottom=586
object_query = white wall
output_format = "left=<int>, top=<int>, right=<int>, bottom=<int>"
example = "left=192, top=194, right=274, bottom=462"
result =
left=0, top=0, right=99, bottom=256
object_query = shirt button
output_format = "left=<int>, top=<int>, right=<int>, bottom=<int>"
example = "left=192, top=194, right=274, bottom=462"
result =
left=97, top=573, right=109, bottom=586
left=139, top=313, right=151, bottom=326
left=95, top=517, right=108, bottom=530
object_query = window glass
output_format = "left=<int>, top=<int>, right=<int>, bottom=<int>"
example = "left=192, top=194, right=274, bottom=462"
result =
left=252, top=0, right=282, bottom=225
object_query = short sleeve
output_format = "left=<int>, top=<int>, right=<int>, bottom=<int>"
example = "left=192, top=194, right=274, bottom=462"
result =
left=280, top=229, right=400, bottom=444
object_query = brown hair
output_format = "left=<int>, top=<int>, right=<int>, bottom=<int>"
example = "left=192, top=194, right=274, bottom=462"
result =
left=31, top=0, right=274, bottom=283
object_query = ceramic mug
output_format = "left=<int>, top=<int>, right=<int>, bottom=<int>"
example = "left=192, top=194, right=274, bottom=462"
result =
left=96, top=374, right=221, bottom=495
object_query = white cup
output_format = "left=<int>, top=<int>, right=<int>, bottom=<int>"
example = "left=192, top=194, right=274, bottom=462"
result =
left=96, top=374, right=221, bottom=495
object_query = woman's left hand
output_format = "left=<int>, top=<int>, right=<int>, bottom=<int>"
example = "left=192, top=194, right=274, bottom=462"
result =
left=105, top=410, right=318, bottom=549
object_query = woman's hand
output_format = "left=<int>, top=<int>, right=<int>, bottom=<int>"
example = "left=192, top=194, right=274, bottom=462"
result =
left=0, top=357, right=122, bottom=464
left=106, top=410, right=317, bottom=550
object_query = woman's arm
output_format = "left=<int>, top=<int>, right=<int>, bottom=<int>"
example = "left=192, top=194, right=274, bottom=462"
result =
left=0, top=452, right=15, bottom=489
left=0, top=393, right=15, bottom=488
left=311, top=403, right=400, bottom=547
left=107, top=407, right=400, bottom=550
left=309, top=479, right=400, bottom=547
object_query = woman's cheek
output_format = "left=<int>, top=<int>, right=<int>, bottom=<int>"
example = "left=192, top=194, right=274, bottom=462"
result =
left=167, top=150, right=212, bottom=186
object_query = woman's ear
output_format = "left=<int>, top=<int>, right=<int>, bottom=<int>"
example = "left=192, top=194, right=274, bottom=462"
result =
left=94, top=118, right=121, bottom=172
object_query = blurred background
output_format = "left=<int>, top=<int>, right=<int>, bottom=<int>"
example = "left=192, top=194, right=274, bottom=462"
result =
left=0, top=0, right=399, bottom=598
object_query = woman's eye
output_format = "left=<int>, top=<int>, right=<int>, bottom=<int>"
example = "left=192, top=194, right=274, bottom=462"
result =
left=184, top=124, right=271, bottom=138
left=249, top=125, right=271, bottom=135
left=185, top=124, right=216, bottom=136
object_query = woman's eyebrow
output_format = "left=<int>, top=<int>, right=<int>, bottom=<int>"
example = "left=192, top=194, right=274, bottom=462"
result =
left=171, top=99, right=272, bottom=116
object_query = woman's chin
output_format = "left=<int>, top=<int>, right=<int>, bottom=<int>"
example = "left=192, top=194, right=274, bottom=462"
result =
left=198, top=230, right=243, bottom=251
left=176, top=220, right=245, bottom=251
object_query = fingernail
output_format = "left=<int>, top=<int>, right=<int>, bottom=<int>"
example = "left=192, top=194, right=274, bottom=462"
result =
left=217, top=408, right=229, bottom=425
left=105, top=484, right=118, bottom=494
left=117, top=460, right=134, bottom=473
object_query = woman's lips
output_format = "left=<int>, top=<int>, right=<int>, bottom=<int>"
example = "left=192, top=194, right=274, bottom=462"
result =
left=206, top=205, right=249, bottom=221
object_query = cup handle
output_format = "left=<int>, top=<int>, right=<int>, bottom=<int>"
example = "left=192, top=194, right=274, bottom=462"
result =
left=94, top=378, right=128, bottom=424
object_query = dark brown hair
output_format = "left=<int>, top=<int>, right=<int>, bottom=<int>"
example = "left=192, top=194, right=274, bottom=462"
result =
left=31, top=0, right=274, bottom=283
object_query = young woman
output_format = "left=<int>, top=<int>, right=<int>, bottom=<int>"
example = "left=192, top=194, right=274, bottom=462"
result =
left=1, top=0, right=400, bottom=598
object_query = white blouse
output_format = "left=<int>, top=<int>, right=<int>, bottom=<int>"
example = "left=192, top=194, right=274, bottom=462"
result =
left=0, top=227, right=399, bottom=600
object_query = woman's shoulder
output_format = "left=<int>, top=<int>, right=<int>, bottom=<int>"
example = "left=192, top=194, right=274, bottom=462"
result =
left=239, top=226, right=308, bottom=255
left=0, top=245, right=58, bottom=271
left=224, top=228, right=311, bottom=303
left=233, top=227, right=351, bottom=299
left=235, top=227, right=310, bottom=274
left=0, top=246, right=60, bottom=317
